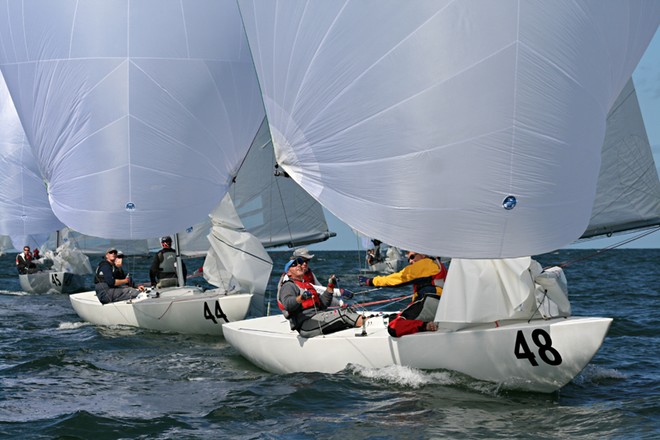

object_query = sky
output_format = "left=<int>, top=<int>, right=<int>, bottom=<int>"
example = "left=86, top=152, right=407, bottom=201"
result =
left=309, top=28, right=660, bottom=252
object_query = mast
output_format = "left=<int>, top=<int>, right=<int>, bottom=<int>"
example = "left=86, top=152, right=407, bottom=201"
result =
left=174, top=233, right=185, bottom=287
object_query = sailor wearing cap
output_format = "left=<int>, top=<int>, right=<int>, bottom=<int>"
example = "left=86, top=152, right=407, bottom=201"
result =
left=277, top=247, right=320, bottom=299
left=149, top=236, right=187, bottom=288
left=93, top=248, right=144, bottom=304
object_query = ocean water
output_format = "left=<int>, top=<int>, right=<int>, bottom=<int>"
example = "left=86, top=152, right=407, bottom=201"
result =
left=0, top=249, right=658, bottom=439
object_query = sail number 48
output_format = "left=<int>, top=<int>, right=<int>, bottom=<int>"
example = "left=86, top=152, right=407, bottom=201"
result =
left=514, top=329, right=562, bottom=366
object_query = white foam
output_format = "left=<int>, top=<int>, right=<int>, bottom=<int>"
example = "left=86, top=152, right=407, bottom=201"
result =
left=0, top=290, right=29, bottom=296
left=350, top=364, right=456, bottom=388
left=58, top=321, right=91, bottom=330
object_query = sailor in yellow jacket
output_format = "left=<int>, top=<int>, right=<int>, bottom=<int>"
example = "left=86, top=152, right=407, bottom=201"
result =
left=359, top=252, right=447, bottom=302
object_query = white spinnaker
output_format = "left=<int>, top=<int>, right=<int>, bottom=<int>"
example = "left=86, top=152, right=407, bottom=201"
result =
left=0, top=0, right=264, bottom=239
left=0, top=71, right=64, bottom=238
left=238, top=0, right=659, bottom=258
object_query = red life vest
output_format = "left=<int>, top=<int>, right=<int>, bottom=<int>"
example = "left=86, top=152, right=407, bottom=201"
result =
left=277, top=277, right=321, bottom=315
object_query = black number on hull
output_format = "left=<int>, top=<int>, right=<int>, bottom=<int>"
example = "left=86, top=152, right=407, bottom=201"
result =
left=532, top=329, right=563, bottom=366
left=203, top=300, right=229, bottom=324
left=50, top=273, right=62, bottom=286
left=514, top=329, right=563, bottom=366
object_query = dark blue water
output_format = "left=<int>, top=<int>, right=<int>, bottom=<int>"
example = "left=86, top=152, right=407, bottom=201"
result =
left=0, top=249, right=658, bottom=439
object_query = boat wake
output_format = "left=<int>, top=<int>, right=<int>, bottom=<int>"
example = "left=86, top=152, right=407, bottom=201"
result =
left=349, top=364, right=456, bottom=389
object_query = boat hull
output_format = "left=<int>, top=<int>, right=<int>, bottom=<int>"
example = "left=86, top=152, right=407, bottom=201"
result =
left=223, top=314, right=612, bottom=393
left=19, top=271, right=88, bottom=294
left=70, top=287, right=252, bottom=335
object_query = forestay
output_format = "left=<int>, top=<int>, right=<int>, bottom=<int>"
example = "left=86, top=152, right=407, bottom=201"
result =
left=0, top=0, right=264, bottom=240
left=237, top=0, right=659, bottom=258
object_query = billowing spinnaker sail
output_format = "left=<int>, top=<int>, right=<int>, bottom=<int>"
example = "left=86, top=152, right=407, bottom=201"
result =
left=582, top=79, right=660, bottom=238
left=238, top=0, right=659, bottom=258
left=0, top=0, right=264, bottom=239
left=0, top=71, right=65, bottom=237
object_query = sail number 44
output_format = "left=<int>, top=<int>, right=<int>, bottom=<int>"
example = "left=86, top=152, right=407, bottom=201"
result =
left=514, top=329, right=562, bottom=366
left=203, top=300, right=228, bottom=324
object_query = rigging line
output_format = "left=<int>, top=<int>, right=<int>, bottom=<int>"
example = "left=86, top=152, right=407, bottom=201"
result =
left=209, top=232, right=273, bottom=265
left=550, top=226, right=660, bottom=270
left=353, top=295, right=412, bottom=309
left=351, top=287, right=383, bottom=296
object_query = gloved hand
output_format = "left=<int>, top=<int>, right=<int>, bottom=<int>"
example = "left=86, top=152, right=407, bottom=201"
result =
left=358, top=276, right=372, bottom=286
left=300, top=290, right=314, bottom=300
left=340, top=288, right=354, bottom=299
left=327, top=275, right=338, bottom=288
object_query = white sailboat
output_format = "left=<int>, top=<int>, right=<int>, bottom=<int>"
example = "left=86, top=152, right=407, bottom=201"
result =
left=223, top=2, right=660, bottom=392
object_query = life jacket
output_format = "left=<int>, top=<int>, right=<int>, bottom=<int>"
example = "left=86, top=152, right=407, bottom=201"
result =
left=158, top=249, right=177, bottom=277
left=412, top=260, right=448, bottom=301
left=277, top=278, right=321, bottom=318
left=16, top=253, right=31, bottom=265
left=302, top=269, right=316, bottom=284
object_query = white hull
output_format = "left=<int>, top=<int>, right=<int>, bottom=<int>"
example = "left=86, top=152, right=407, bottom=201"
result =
left=19, top=271, right=87, bottom=294
left=223, top=314, right=612, bottom=393
left=70, top=287, right=252, bottom=335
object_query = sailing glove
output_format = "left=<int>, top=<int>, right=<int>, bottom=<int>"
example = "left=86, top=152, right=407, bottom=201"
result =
left=301, top=290, right=314, bottom=300
left=327, top=275, right=338, bottom=289
left=340, top=288, right=354, bottom=299
left=358, top=276, right=372, bottom=286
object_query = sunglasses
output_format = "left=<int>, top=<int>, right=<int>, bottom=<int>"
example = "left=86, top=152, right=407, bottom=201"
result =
left=408, top=253, right=417, bottom=261
left=290, top=257, right=306, bottom=267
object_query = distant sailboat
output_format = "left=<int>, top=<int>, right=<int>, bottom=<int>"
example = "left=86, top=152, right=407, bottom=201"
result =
left=223, top=1, right=660, bottom=392
left=359, top=237, right=406, bottom=274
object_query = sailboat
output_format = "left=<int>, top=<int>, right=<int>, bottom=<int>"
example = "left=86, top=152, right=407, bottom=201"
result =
left=68, top=194, right=269, bottom=335
left=222, top=2, right=660, bottom=392
left=359, top=237, right=406, bottom=275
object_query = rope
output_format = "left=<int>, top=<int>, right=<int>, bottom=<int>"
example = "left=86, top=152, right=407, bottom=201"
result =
left=550, top=227, right=660, bottom=269
left=353, top=294, right=412, bottom=309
